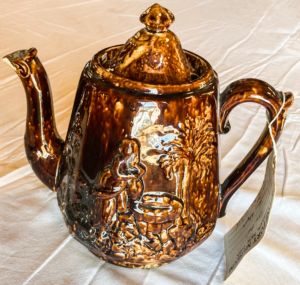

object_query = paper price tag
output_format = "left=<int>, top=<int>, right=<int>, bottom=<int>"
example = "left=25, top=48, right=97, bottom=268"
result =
left=224, top=150, right=276, bottom=280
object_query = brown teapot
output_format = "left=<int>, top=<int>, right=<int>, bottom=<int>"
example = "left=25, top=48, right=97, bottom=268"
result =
left=3, top=3, right=293, bottom=268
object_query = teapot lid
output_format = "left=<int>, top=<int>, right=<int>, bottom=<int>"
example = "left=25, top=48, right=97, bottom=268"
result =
left=102, top=3, right=198, bottom=85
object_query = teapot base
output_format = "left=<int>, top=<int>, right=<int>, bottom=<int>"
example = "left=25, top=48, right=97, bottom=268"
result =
left=89, top=249, right=169, bottom=269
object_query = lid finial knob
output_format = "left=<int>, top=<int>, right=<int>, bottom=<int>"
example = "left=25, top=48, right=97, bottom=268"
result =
left=140, top=3, right=175, bottom=32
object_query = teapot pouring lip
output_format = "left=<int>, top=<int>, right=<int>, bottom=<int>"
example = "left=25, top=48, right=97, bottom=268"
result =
left=2, top=47, right=37, bottom=77
left=89, top=45, right=216, bottom=95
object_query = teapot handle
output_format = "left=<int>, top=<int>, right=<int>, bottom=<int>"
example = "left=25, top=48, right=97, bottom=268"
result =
left=218, top=78, right=293, bottom=217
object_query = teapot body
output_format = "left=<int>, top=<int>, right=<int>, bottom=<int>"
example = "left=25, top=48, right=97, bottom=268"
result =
left=56, top=47, right=220, bottom=268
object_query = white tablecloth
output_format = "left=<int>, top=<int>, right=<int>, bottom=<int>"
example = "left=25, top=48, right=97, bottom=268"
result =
left=1, top=0, right=300, bottom=284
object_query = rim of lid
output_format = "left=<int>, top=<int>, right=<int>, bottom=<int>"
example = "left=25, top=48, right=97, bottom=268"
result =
left=90, top=45, right=215, bottom=95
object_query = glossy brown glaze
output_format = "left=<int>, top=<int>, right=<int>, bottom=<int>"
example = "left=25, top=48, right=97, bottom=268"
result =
left=2, top=48, right=64, bottom=191
left=140, top=3, right=174, bottom=32
left=2, top=3, right=294, bottom=269
left=218, top=79, right=293, bottom=217
left=103, top=4, right=197, bottom=85
left=56, top=54, right=220, bottom=267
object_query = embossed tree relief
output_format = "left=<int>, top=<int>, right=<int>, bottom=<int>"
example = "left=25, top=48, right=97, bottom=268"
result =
left=157, top=105, right=216, bottom=221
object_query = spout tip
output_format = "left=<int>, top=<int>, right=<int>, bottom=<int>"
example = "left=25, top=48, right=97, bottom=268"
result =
left=3, top=47, right=37, bottom=63
left=4, top=47, right=34, bottom=57
left=2, top=55, right=17, bottom=71
left=3, top=48, right=37, bottom=76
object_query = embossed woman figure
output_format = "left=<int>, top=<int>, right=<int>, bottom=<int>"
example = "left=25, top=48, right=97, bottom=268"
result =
left=92, top=138, right=146, bottom=227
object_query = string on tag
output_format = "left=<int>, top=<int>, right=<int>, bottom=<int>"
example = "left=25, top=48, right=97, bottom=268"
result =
left=267, top=91, right=286, bottom=159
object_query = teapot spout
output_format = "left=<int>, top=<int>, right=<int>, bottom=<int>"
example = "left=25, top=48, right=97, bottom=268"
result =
left=3, top=48, right=64, bottom=191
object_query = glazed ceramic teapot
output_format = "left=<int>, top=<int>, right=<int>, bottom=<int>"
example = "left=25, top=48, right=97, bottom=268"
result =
left=3, top=3, right=293, bottom=268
